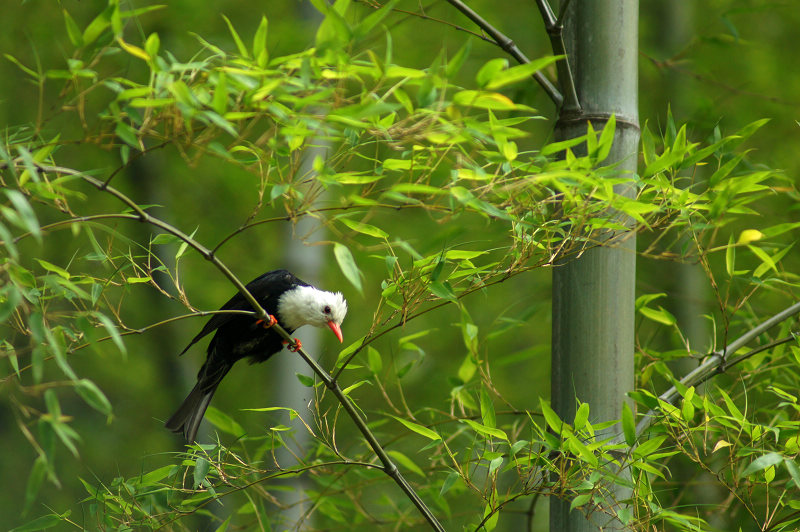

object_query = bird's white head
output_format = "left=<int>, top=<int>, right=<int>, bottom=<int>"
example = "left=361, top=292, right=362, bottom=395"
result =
left=277, top=285, right=348, bottom=342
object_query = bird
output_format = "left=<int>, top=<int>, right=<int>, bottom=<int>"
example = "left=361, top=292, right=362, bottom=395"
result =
left=165, top=269, right=347, bottom=442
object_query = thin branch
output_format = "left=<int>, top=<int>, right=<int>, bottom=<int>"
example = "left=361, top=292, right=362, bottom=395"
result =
left=443, top=0, right=563, bottom=107
left=535, top=0, right=580, bottom=112
left=630, top=300, right=800, bottom=441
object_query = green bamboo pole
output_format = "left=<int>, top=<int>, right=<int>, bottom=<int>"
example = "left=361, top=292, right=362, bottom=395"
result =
left=550, top=1, right=639, bottom=530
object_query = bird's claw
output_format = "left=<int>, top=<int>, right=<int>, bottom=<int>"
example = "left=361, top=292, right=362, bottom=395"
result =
left=284, top=338, right=302, bottom=352
left=256, top=314, right=278, bottom=329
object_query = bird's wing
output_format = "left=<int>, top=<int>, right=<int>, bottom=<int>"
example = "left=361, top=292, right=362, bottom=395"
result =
left=178, top=270, right=306, bottom=356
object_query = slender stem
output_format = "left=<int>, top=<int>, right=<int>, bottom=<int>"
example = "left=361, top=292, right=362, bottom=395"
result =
left=26, top=160, right=445, bottom=531
left=630, top=300, right=800, bottom=440
left=536, top=0, right=581, bottom=112
left=443, top=0, right=563, bottom=107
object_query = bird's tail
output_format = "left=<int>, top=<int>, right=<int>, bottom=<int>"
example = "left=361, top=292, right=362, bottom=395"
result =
left=165, top=362, right=231, bottom=443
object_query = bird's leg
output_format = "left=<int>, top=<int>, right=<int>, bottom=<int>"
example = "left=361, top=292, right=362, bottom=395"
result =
left=282, top=338, right=303, bottom=352
left=255, top=314, right=278, bottom=328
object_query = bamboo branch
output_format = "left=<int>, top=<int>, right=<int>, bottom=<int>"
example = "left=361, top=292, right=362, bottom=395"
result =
left=22, top=161, right=445, bottom=532
left=534, top=0, right=580, bottom=112
left=630, top=300, right=800, bottom=440
left=443, top=0, right=563, bottom=107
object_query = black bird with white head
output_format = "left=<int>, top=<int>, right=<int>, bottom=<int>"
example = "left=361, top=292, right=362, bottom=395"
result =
left=166, top=269, right=347, bottom=442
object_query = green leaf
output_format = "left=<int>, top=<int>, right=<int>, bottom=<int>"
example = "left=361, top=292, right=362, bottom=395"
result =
left=389, top=415, right=441, bottom=441
left=214, top=516, right=232, bottom=532
left=639, top=305, right=677, bottom=326
left=193, top=457, right=210, bottom=487
left=633, top=435, right=667, bottom=458
left=570, top=493, right=592, bottom=511
left=94, top=312, right=126, bottom=357
left=784, top=458, right=800, bottom=488
left=452, top=90, right=519, bottom=111
left=222, top=14, right=249, bottom=58
left=476, top=58, right=508, bottom=88
left=354, top=0, right=400, bottom=40
left=429, top=281, right=457, bottom=302
left=482, top=499, right=500, bottom=531
left=725, top=234, right=735, bottom=277
left=144, top=32, right=160, bottom=58
left=741, top=452, right=783, bottom=478
left=212, top=71, right=228, bottom=115
left=139, top=465, right=177, bottom=485
left=484, top=55, right=562, bottom=90
left=439, top=471, right=459, bottom=497
left=10, top=512, right=67, bottom=532
left=340, top=218, right=388, bottom=239
left=480, top=387, right=496, bottom=429
left=748, top=244, right=778, bottom=276
left=573, top=402, right=590, bottom=431
left=366, top=346, right=382, bottom=373
left=35, top=259, right=70, bottom=280
left=386, top=450, right=425, bottom=477
left=252, top=16, right=269, bottom=68
left=62, top=9, right=84, bottom=48
left=445, top=39, right=471, bottom=78
left=596, top=114, right=616, bottom=163
left=296, top=373, right=314, bottom=387
left=75, top=379, right=112, bottom=417
left=82, top=3, right=115, bottom=46
left=341, top=380, right=368, bottom=396
left=5, top=189, right=41, bottom=243
left=23, top=456, right=48, bottom=516
left=205, top=406, right=246, bottom=438
left=539, top=398, right=563, bottom=434
left=622, top=402, right=636, bottom=446
left=333, top=243, right=363, bottom=294
left=461, top=418, right=508, bottom=441
left=0, top=284, right=22, bottom=323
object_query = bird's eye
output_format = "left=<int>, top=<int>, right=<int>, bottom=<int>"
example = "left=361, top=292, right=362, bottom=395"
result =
left=323, top=305, right=331, bottom=314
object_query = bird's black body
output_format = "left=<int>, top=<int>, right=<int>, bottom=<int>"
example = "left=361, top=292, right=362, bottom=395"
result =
left=166, top=270, right=308, bottom=442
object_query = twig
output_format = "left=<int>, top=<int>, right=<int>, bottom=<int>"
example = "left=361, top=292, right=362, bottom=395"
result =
left=630, top=300, right=800, bottom=441
left=443, top=0, right=563, bottom=108
left=534, top=0, right=580, bottom=112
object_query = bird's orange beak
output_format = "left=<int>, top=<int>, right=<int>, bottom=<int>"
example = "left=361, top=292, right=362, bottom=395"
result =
left=327, top=320, right=343, bottom=343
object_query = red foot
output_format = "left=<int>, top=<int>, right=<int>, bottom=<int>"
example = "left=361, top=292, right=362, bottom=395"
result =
left=286, top=338, right=302, bottom=352
left=256, top=314, right=278, bottom=328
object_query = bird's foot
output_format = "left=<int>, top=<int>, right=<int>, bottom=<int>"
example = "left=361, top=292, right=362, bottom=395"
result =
left=282, top=338, right=302, bottom=352
left=256, top=314, right=278, bottom=328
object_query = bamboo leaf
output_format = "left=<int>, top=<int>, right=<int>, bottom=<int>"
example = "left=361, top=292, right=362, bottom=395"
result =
left=741, top=452, right=782, bottom=478
left=5, top=189, right=41, bottom=242
left=485, top=55, right=562, bottom=90
left=340, top=218, right=388, bottom=239
left=633, top=435, right=666, bottom=458
left=252, top=16, right=269, bottom=67
left=622, top=402, right=636, bottom=446
left=480, top=387, right=496, bottom=429
left=75, top=379, right=112, bottom=417
left=539, top=398, right=563, bottom=434
left=193, top=457, right=210, bottom=487
left=205, top=406, right=246, bottom=437
left=461, top=418, right=508, bottom=441
left=386, top=450, right=425, bottom=477
left=333, top=243, right=363, bottom=294
left=222, top=14, right=249, bottom=57
left=389, top=415, right=441, bottom=441
left=573, top=402, right=590, bottom=431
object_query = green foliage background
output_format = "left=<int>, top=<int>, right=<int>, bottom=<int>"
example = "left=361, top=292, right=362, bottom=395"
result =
left=1, top=1, right=799, bottom=531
